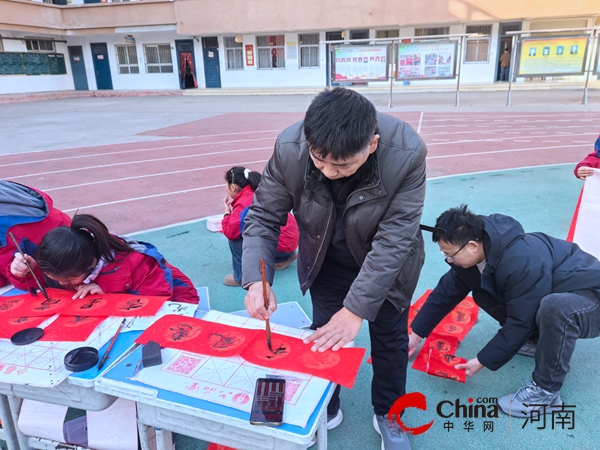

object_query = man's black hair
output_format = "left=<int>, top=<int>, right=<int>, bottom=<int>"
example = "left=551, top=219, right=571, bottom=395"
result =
left=303, top=87, right=377, bottom=161
left=433, top=204, right=484, bottom=245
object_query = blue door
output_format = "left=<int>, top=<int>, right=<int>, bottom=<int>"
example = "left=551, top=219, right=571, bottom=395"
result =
left=90, top=43, right=113, bottom=90
left=68, top=46, right=88, bottom=91
left=202, top=37, right=221, bottom=88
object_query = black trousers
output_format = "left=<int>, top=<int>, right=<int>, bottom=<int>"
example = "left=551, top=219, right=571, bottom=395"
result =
left=310, top=260, right=409, bottom=416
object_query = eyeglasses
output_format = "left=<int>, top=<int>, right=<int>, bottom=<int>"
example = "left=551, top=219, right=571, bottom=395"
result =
left=441, top=241, right=469, bottom=262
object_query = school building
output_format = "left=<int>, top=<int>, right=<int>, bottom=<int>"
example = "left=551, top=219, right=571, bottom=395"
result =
left=0, top=0, right=599, bottom=94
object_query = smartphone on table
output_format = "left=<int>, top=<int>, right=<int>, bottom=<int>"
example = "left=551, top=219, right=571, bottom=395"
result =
left=249, top=377, right=286, bottom=426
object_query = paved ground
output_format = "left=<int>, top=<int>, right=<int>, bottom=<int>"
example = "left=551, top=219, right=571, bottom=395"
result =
left=1, top=87, right=599, bottom=449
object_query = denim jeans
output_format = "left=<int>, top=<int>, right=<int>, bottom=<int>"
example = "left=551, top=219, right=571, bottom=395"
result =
left=500, top=66, right=509, bottom=81
left=310, top=259, right=409, bottom=416
left=533, top=289, right=600, bottom=392
left=229, top=238, right=296, bottom=284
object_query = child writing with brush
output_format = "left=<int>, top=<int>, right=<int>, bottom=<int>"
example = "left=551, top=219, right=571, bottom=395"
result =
left=9, top=214, right=199, bottom=303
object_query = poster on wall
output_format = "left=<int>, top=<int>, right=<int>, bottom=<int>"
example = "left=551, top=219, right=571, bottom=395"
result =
left=517, top=35, right=588, bottom=77
left=396, top=41, right=457, bottom=80
left=333, top=45, right=389, bottom=82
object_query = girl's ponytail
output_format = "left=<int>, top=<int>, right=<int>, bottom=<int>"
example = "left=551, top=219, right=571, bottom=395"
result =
left=36, top=214, right=131, bottom=279
left=225, top=166, right=262, bottom=191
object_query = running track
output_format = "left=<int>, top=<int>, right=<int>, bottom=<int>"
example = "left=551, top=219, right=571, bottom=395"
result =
left=1, top=111, right=598, bottom=234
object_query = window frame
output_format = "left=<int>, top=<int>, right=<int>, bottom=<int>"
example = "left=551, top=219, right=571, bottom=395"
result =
left=115, top=44, right=140, bottom=74
left=143, top=43, right=174, bottom=74
left=25, top=39, right=55, bottom=52
left=464, top=25, right=492, bottom=64
left=298, top=33, right=320, bottom=69
left=256, top=35, right=285, bottom=70
left=224, top=36, right=244, bottom=70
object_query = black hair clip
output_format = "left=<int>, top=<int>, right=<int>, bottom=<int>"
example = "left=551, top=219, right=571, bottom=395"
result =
left=420, top=224, right=446, bottom=235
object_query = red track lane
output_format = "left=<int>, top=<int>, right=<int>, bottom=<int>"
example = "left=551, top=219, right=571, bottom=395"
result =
left=2, top=111, right=599, bottom=234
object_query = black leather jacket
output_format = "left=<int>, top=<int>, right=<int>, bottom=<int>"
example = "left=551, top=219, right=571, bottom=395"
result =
left=242, top=113, right=427, bottom=321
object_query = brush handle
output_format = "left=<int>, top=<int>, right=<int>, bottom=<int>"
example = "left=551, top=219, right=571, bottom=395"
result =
left=8, top=232, right=50, bottom=300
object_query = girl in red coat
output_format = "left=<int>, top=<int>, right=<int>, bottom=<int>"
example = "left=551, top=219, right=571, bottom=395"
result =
left=221, top=167, right=299, bottom=287
left=574, top=134, right=600, bottom=180
left=9, top=214, right=199, bottom=303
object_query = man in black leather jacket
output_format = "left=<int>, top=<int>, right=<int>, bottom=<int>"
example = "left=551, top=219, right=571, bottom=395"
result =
left=409, top=205, right=600, bottom=417
left=242, top=88, right=427, bottom=450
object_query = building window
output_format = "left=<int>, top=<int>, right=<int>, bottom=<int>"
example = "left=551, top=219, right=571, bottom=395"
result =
left=115, top=45, right=139, bottom=74
left=376, top=30, right=399, bottom=40
left=350, top=29, right=369, bottom=44
left=414, top=27, right=450, bottom=37
left=465, top=25, right=492, bottom=63
left=224, top=37, right=244, bottom=70
left=257, top=35, right=285, bottom=69
left=299, top=33, right=319, bottom=68
left=143, top=44, right=173, bottom=73
left=25, top=39, right=55, bottom=52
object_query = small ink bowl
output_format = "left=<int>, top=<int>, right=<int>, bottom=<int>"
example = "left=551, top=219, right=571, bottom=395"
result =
left=64, top=346, right=99, bottom=372
left=10, top=327, right=44, bottom=345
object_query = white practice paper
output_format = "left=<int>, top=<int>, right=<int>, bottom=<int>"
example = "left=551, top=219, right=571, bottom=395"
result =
left=18, top=399, right=68, bottom=442
left=132, top=310, right=329, bottom=428
left=0, top=316, right=124, bottom=387
left=572, top=168, right=600, bottom=260
left=87, top=398, right=137, bottom=450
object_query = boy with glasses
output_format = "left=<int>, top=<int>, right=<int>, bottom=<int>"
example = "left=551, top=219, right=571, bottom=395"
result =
left=409, top=204, right=600, bottom=416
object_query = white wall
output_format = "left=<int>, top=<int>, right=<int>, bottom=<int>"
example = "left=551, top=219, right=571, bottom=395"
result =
left=218, top=32, right=326, bottom=88
left=68, top=31, right=182, bottom=90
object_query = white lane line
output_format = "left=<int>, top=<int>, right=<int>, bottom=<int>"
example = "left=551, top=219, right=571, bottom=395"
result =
left=428, top=144, right=588, bottom=159
left=0, top=136, right=277, bottom=168
left=7, top=146, right=272, bottom=180
left=63, top=184, right=224, bottom=212
left=43, top=159, right=269, bottom=192
left=417, top=112, right=424, bottom=134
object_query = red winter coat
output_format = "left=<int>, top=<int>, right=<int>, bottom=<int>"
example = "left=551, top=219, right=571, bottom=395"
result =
left=574, top=151, right=600, bottom=178
left=9, top=240, right=199, bottom=304
left=1, top=182, right=71, bottom=287
left=221, top=185, right=298, bottom=253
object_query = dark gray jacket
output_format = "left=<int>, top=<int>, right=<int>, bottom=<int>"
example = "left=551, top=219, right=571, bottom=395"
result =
left=410, top=214, right=600, bottom=370
left=242, top=113, right=427, bottom=321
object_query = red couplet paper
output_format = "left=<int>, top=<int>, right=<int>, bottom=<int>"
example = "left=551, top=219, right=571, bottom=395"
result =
left=412, top=332, right=459, bottom=372
left=0, top=316, right=49, bottom=339
left=0, top=288, right=72, bottom=317
left=136, top=315, right=366, bottom=389
left=408, top=290, right=479, bottom=342
left=39, top=315, right=108, bottom=342
left=425, top=348, right=467, bottom=383
left=59, top=292, right=168, bottom=317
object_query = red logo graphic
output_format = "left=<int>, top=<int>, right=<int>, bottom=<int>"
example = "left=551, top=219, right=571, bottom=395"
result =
left=388, top=392, right=434, bottom=435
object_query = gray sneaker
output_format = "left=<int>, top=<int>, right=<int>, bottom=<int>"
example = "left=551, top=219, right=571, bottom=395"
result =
left=498, top=380, right=562, bottom=417
left=516, top=340, right=537, bottom=357
left=373, top=414, right=411, bottom=450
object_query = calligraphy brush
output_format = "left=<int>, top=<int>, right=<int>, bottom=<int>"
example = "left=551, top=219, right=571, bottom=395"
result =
left=259, top=257, right=274, bottom=353
left=97, top=318, right=127, bottom=371
left=8, top=231, right=50, bottom=301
